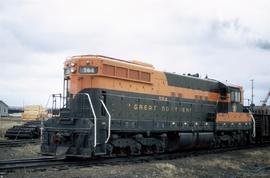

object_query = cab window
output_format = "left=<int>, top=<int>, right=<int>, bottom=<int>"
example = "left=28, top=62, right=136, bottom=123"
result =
left=231, top=91, right=241, bottom=103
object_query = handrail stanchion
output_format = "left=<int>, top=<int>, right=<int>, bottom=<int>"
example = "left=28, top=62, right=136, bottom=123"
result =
left=81, top=93, right=97, bottom=148
left=248, top=109, right=256, bottom=138
left=100, top=99, right=111, bottom=143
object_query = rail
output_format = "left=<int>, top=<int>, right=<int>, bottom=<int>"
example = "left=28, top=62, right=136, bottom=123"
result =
left=2, top=143, right=270, bottom=171
left=0, top=157, right=65, bottom=170
left=0, top=139, right=39, bottom=147
left=100, top=99, right=111, bottom=143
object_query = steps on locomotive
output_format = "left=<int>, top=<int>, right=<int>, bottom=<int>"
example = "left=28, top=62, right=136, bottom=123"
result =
left=4, top=121, right=41, bottom=139
left=94, top=145, right=107, bottom=156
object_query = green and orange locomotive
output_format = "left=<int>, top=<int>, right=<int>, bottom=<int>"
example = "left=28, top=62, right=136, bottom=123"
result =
left=41, top=55, right=259, bottom=157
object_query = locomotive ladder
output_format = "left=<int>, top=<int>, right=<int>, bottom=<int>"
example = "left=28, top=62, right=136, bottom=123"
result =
left=81, top=93, right=111, bottom=148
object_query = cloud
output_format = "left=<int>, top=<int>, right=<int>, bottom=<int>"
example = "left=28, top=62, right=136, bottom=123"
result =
left=254, top=39, right=270, bottom=51
left=0, top=0, right=270, bottom=106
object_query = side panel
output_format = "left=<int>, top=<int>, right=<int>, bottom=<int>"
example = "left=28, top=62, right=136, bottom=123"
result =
left=81, top=88, right=216, bottom=133
left=215, top=113, right=252, bottom=131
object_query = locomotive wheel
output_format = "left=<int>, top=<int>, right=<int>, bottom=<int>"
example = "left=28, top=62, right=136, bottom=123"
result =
left=130, top=143, right=142, bottom=155
left=110, top=138, right=142, bottom=156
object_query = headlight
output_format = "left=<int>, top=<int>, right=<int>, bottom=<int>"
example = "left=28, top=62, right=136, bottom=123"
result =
left=71, top=62, right=76, bottom=67
left=71, top=67, right=77, bottom=73
left=79, top=66, right=98, bottom=74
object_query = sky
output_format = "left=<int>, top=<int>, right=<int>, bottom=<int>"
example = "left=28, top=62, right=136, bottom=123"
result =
left=0, top=0, right=269, bottom=106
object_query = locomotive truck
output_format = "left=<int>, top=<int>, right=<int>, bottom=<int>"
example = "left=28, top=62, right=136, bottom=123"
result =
left=41, top=55, right=262, bottom=157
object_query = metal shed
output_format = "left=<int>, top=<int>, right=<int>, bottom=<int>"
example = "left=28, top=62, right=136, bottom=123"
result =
left=0, top=100, right=8, bottom=117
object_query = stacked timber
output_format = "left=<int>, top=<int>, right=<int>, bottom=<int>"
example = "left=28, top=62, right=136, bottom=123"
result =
left=21, top=105, right=47, bottom=121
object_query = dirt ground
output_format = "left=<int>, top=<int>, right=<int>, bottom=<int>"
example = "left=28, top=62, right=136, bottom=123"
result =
left=0, top=145, right=270, bottom=178
left=0, top=144, right=40, bottom=160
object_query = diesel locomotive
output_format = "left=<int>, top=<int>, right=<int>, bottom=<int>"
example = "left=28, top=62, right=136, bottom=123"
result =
left=41, top=55, right=257, bottom=157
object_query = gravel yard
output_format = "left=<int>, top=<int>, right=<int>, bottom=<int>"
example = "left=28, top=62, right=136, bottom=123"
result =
left=0, top=145, right=269, bottom=178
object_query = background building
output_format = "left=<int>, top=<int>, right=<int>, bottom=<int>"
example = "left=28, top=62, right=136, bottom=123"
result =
left=0, top=100, right=8, bottom=117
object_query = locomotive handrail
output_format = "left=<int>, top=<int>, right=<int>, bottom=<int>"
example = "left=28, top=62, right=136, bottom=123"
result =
left=100, top=99, right=111, bottom=143
left=45, top=93, right=62, bottom=118
left=80, top=93, right=97, bottom=147
left=248, top=109, right=256, bottom=138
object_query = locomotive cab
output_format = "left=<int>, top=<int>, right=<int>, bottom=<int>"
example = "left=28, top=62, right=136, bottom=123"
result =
left=215, top=84, right=254, bottom=144
left=217, top=84, right=243, bottom=113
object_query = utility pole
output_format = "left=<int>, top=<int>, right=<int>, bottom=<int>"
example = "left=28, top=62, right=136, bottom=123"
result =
left=251, top=79, right=255, bottom=108
left=246, top=99, right=250, bottom=106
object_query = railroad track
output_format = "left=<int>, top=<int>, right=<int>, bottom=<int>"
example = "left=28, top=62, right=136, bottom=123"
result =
left=0, top=143, right=269, bottom=172
left=0, top=157, right=66, bottom=170
left=0, top=139, right=40, bottom=147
